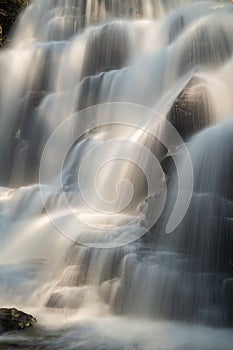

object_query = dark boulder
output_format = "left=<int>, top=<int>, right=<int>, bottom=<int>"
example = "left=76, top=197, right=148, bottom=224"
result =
left=0, top=308, right=37, bottom=332
left=167, top=76, right=211, bottom=140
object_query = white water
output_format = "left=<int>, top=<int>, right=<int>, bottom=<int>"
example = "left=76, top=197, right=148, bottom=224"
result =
left=0, top=0, right=233, bottom=349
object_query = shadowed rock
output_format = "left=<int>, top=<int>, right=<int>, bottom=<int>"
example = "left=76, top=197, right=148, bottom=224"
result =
left=81, top=23, right=130, bottom=78
left=179, top=22, right=233, bottom=72
left=0, top=308, right=37, bottom=332
left=168, top=13, right=185, bottom=43
left=167, top=76, right=211, bottom=140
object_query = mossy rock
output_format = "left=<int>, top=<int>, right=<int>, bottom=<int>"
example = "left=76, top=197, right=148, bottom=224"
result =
left=0, top=0, right=29, bottom=46
left=0, top=308, right=37, bottom=332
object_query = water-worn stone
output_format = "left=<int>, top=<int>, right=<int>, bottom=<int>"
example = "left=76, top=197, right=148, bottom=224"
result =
left=81, top=23, right=130, bottom=78
left=167, top=76, right=210, bottom=140
left=0, top=308, right=37, bottom=332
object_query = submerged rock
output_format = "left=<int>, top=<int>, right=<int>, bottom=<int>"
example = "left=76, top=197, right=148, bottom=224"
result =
left=0, top=308, right=37, bottom=332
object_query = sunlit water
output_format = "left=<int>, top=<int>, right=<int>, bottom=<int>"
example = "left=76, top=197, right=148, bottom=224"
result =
left=0, top=0, right=233, bottom=349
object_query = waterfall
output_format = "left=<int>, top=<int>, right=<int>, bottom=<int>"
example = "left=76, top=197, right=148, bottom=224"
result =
left=0, top=0, right=233, bottom=349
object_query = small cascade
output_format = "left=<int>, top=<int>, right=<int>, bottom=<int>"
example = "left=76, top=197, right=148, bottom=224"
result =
left=0, top=0, right=233, bottom=348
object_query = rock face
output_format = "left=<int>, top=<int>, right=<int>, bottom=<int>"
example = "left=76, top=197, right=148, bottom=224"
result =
left=167, top=76, right=211, bottom=140
left=223, top=278, right=233, bottom=325
left=174, top=17, right=233, bottom=74
left=81, top=23, right=130, bottom=78
left=0, top=308, right=37, bottom=332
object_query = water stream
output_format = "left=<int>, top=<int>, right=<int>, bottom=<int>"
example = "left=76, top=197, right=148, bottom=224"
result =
left=0, top=0, right=233, bottom=349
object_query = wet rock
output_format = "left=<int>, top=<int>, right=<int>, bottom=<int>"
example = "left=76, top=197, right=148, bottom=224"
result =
left=179, top=22, right=233, bottom=72
left=101, top=0, right=143, bottom=18
left=81, top=23, right=130, bottom=78
left=168, top=13, right=185, bottom=43
left=0, top=308, right=37, bottom=332
left=46, top=15, right=82, bottom=41
left=45, top=290, right=82, bottom=309
left=100, top=277, right=125, bottom=314
left=164, top=194, right=233, bottom=273
left=167, top=76, right=210, bottom=140
left=77, top=73, right=105, bottom=110
left=58, top=265, right=86, bottom=287
left=223, top=278, right=233, bottom=307
left=197, top=307, right=228, bottom=327
left=22, top=91, right=47, bottom=110
left=46, top=286, right=88, bottom=309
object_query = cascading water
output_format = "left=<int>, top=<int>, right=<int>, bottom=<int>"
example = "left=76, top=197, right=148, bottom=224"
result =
left=0, top=0, right=233, bottom=349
